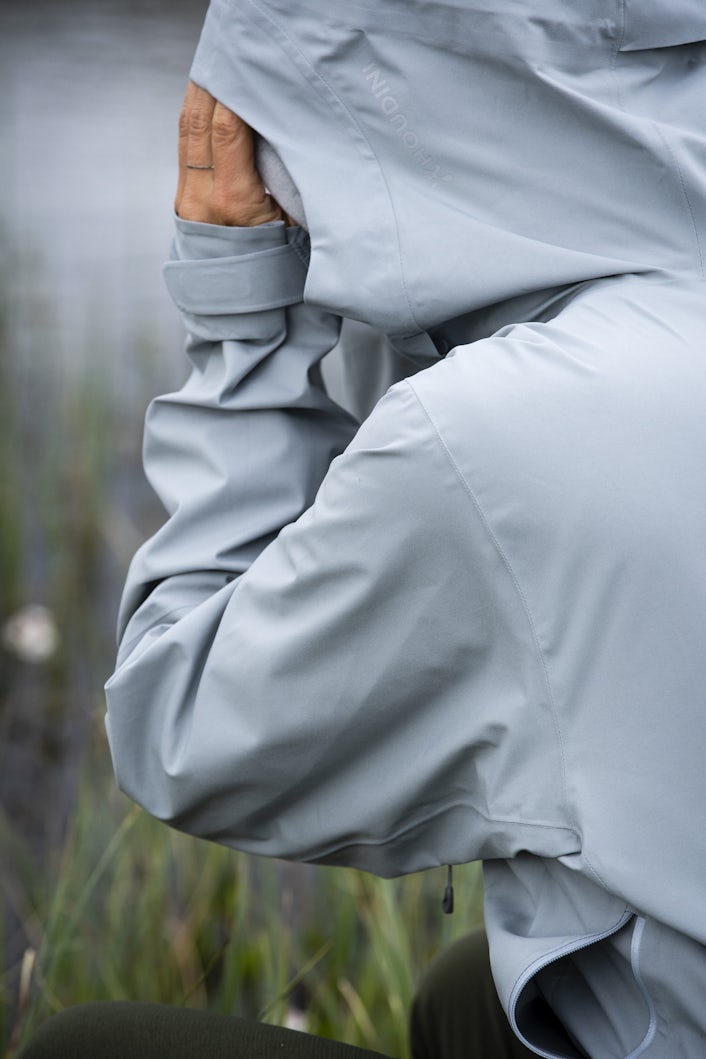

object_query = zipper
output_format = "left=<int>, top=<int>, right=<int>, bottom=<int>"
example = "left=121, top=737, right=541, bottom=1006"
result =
left=442, top=864, right=454, bottom=914
left=507, top=907, right=634, bottom=1059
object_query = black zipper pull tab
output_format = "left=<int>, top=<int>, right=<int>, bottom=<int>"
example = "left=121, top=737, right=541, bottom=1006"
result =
left=442, top=864, right=454, bottom=914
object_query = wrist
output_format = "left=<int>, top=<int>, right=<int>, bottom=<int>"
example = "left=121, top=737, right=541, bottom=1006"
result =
left=173, top=213, right=288, bottom=261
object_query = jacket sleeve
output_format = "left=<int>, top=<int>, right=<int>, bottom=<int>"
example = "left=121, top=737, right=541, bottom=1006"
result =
left=105, top=217, right=571, bottom=878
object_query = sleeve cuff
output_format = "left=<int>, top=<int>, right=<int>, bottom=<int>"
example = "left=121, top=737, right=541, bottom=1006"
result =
left=164, top=218, right=310, bottom=341
left=172, top=214, right=289, bottom=261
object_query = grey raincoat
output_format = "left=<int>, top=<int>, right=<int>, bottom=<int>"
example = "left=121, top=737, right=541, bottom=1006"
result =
left=105, top=1, right=706, bottom=1055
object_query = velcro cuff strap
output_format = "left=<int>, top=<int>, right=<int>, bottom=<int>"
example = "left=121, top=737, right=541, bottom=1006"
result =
left=178, top=307, right=286, bottom=342
left=163, top=242, right=307, bottom=316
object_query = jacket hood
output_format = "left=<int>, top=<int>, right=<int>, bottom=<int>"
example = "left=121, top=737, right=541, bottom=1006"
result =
left=190, top=0, right=705, bottom=336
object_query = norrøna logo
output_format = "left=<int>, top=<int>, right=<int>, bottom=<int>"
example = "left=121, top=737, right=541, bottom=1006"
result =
left=361, top=63, right=453, bottom=189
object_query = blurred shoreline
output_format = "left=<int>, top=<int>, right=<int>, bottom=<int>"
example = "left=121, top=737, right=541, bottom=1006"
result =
left=0, top=0, right=208, bottom=1034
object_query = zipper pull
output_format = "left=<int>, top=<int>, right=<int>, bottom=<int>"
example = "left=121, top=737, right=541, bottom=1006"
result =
left=442, top=865, right=454, bottom=914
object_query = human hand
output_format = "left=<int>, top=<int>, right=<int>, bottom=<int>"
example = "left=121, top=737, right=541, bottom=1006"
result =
left=175, top=81, right=286, bottom=227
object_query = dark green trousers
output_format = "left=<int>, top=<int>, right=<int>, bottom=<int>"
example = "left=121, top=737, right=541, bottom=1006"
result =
left=410, top=930, right=534, bottom=1059
left=19, top=931, right=534, bottom=1058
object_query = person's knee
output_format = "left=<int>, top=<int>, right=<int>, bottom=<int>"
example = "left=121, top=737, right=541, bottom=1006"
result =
left=414, top=930, right=493, bottom=1019
left=410, top=930, right=532, bottom=1059
left=411, top=930, right=491, bottom=1057
left=18, top=1003, right=131, bottom=1058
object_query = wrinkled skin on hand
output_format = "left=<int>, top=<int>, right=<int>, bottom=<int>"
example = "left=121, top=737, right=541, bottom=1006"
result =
left=175, top=81, right=287, bottom=227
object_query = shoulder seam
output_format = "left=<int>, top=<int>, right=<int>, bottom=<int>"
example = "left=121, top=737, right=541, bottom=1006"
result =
left=403, top=378, right=578, bottom=838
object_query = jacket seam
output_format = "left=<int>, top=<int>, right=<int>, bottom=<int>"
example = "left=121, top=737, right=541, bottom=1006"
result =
left=610, top=3, right=703, bottom=280
left=404, top=380, right=577, bottom=840
left=242, top=0, right=424, bottom=334
left=617, top=0, right=627, bottom=51
left=610, top=0, right=627, bottom=109
left=300, top=802, right=579, bottom=864
left=653, top=123, right=704, bottom=279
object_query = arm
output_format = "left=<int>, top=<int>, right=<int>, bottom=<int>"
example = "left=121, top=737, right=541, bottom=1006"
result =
left=106, top=88, right=566, bottom=878
left=114, top=84, right=357, bottom=657
left=107, top=95, right=445, bottom=874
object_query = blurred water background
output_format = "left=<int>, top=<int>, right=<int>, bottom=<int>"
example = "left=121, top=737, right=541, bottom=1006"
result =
left=0, top=4, right=481, bottom=1053
left=0, top=0, right=205, bottom=1036
left=0, top=0, right=209, bottom=805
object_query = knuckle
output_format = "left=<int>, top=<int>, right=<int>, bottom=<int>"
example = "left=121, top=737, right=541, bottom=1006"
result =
left=211, top=116, right=237, bottom=143
left=188, top=111, right=212, bottom=136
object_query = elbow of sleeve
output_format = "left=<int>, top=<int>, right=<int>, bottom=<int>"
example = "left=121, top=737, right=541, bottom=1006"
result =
left=106, top=586, right=235, bottom=822
left=106, top=717, right=225, bottom=839
left=105, top=657, right=215, bottom=834
left=105, top=698, right=185, bottom=828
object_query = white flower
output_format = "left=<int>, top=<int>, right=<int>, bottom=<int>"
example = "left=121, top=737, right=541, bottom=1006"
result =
left=2, top=604, right=60, bottom=664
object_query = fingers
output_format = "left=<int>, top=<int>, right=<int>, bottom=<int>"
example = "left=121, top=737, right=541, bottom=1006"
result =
left=186, top=85, right=216, bottom=169
left=211, top=102, right=283, bottom=226
left=176, top=83, right=216, bottom=222
left=175, top=82, right=208, bottom=213
left=175, top=81, right=285, bottom=227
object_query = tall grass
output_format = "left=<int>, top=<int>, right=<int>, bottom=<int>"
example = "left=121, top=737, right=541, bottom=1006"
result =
left=0, top=311, right=484, bottom=1058
left=5, top=725, right=483, bottom=1058
left=0, top=305, right=25, bottom=615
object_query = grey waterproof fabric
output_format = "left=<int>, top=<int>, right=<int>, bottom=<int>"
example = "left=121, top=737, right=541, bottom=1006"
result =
left=105, top=2, right=706, bottom=1056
